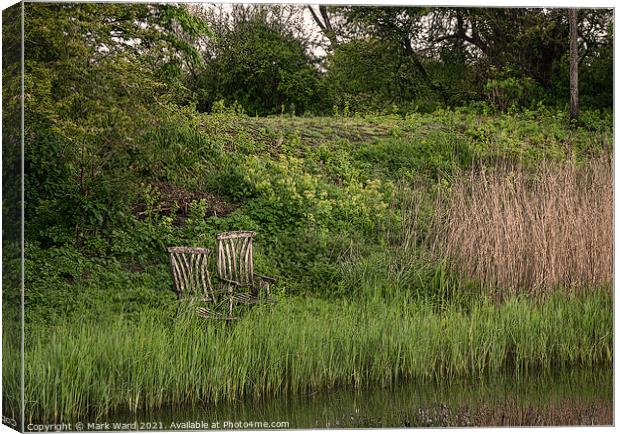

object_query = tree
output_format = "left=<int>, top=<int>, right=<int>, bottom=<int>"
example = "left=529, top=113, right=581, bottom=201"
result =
left=2, top=4, right=22, bottom=243
left=341, top=7, right=450, bottom=105
left=195, top=6, right=321, bottom=115
left=24, top=3, right=209, bottom=244
left=569, top=9, right=579, bottom=121
left=307, top=5, right=338, bottom=49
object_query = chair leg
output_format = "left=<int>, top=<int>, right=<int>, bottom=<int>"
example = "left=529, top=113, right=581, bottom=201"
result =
left=227, top=285, right=234, bottom=317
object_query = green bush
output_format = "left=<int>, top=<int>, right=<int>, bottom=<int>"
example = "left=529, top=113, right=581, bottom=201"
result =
left=484, top=73, right=543, bottom=112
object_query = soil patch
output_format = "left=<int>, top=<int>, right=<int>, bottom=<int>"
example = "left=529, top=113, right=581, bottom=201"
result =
left=133, top=181, right=236, bottom=226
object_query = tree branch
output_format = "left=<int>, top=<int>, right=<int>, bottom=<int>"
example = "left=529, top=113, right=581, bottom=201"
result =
left=307, top=5, right=337, bottom=48
left=402, top=36, right=449, bottom=105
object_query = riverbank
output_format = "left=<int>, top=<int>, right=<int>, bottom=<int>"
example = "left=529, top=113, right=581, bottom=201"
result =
left=10, top=110, right=613, bottom=426
left=12, top=289, right=612, bottom=423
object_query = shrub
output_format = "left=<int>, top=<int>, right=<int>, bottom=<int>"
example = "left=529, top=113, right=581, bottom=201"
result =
left=243, top=155, right=392, bottom=235
left=484, top=71, right=543, bottom=112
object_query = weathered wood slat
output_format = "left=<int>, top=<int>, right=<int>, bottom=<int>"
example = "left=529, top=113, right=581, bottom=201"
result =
left=224, top=239, right=234, bottom=284
left=167, top=246, right=214, bottom=302
left=198, top=254, right=210, bottom=299
left=229, top=238, right=238, bottom=283
left=216, top=231, right=256, bottom=240
left=248, top=242, right=254, bottom=284
left=233, top=293, right=259, bottom=304
left=168, top=246, right=210, bottom=254
left=240, top=236, right=250, bottom=284
left=173, top=252, right=187, bottom=294
left=169, top=251, right=181, bottom=295
left=217, top=244, right=224, bottom=281
left=178, top=252, right=192, bottom=293
left=215, top=231, right=276, bottom=307
left=196, top=306, right=238, bottom=321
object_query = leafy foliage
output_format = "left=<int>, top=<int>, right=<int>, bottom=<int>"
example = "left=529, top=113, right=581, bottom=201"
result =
left=192, top=6, right=612, bottom=115
left=24, top=107, right=612, bottom=320
left=196, top=11, right=322, bottom=115
left=24, top=3, right=210, bottom=246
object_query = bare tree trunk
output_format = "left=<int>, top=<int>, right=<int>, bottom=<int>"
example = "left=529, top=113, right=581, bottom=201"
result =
left=307, top=5, right=337, bottom=49
left=402, top=38, right=449, bottom=106
left=569, top=9, right=579, bottom=121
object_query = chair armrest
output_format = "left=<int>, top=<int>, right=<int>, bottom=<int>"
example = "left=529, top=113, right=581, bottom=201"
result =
left=254, top=274, right=276, bottom=284
left=216, top=276, right=242, bottom=286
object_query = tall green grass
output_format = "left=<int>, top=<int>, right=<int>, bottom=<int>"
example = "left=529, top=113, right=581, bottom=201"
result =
left=13, top=289, right=612, bottom=423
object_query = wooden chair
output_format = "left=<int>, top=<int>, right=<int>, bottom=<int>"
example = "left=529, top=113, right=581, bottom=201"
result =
left=167, top=246, right=237, bottom=320
left=216, top=231, right=277, bottom=315
left=168, top=246, right=214, bottom=300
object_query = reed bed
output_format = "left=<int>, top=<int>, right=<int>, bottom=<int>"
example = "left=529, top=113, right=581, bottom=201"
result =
left=431, top=156, right=613, bottom=295
left=12, top=290, right=612, bottom=423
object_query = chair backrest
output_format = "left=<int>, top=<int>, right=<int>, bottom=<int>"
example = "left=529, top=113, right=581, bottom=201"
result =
left=167, top=246, right=213, bottom=298
left=216, top=231, right=255, bottom=286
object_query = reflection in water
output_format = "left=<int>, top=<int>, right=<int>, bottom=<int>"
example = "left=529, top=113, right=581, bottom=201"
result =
left=108, top=367, right=612, bottom=428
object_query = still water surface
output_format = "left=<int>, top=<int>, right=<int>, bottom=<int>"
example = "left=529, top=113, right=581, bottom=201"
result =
left=109, top=367, right=612, bottom=429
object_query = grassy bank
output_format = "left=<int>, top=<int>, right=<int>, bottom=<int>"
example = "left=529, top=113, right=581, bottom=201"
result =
left=14, top=110, right=613, bottom=424
left=11, top=289, right=612, bottom=423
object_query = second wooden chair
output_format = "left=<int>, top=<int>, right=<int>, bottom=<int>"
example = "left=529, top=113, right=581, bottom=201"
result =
left=215, top=231, right=277, bottom=316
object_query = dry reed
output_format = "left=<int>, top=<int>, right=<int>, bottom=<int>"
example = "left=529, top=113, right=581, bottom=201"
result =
left=431, top=156, right=613, bottom=295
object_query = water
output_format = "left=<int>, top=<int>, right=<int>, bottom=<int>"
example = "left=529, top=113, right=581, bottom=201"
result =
left=106, top=368, right=611, bottom=429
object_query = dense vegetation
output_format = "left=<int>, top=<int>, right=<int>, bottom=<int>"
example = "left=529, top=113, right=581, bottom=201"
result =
left=14, top=291, right=613, bottom=422
left=2, top=2, right=613, bottom=425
